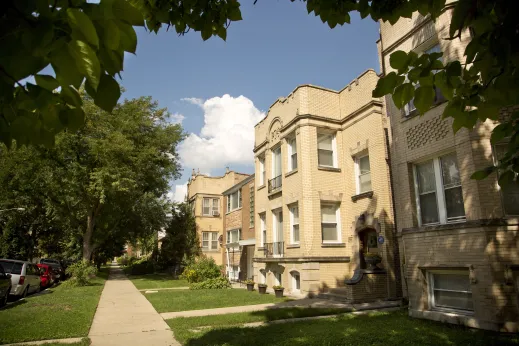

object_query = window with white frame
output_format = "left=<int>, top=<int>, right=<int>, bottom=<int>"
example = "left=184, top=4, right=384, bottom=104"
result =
left=414, top=152, right=465, bottom=225
left=291, top=271, right=300, bottom=292
left=273, top=209, right=283, bottom=243
left=321, top=203, right=341, bottom=243
left=274, top=272, right=282, bottom=286
left=355, top=154, right=372, bottom=194
left=289, top=204, right=299, bottom=244
left=202, top=232, right=218, bottom=250
left=272, top=146, right=282, bottom=178
left=259, top=157, right=265, bottom=186
left=287, top=136, right=298, bottom=172
left=428, top=270, right=473, bottom=312
left=494, top=144, right=519, bottom=215
left=259, top=213, right=266, bottom=247
left=317, top=133, right=337, bottom=168
left=226, top=229, right=240, bottom=244
left=227, top=189, right=242, bottom=212
left=404, top=44, right=445, bottom=117
left=203, top=198, right=219, bottom=215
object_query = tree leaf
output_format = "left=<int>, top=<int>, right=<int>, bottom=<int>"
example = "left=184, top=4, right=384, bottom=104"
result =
left=498, top=170, right=515, bottom=188
left=228, top=7, right=243, bottom=21
left=434, top=71, right=453, bottom=100
left=471, top=167, right=495, bottom=180
left=392, top=83, right=415, bottom=109
left=94, top=74, right=121, bottom=112
left=116, top=21, right=137, bottom=53
left=67, top=8, right=99, bottom=48
left=373, top=72, right=401, bottom=97
left=103, top=20, right=120, bottom=50
left=61, top=86, right=83, bottom=108
left=217, top=27, right=227, bottom=41
left=446, top=61, right=462, bottom=76
left=50, top=45, right=84, bottom=88
left=414, top=86, right=435, bottom=114
left=112, top=0, right=144, bottom=26
left=389, top=51, right=409, bottom=71
left=68, top=40, right=101, bottom=90
left=35, top=75, right=60, bottom=91
left=59, top=106, right=85, bottom=132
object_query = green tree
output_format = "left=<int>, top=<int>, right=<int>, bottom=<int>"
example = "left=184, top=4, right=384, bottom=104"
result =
left=158, top=203, right=199, bottom=270
left=1, top=0, right=517, bottom=181
left=0, top=93, right=184, bottom=261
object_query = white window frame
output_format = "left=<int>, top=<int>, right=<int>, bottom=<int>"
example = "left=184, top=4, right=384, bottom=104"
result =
left=249, top=186, right=255, bottom=227
left=291, top=271, right=301, bottom=293
left=271, top=146, right=282, bottom=179
left=355, top=153, right=372, bottom=194
left=289, top=204, right=299, bottom=245
left=493, top=143, right=519, bottom=216
left=202, top=231, right=218, bottom=251
left=413, top=153, right=466, bottom=226
left=203, top=198, right=211, bottom=216
left=273, top=209, right=283, bottom=243
left=259, top=213, right=266, bottom=247
left=320, top=203, right=341, bottom=243
left=317, top=132, right=338, bottom=168
left=227, top=229, right=240, bottom=244
left=427, top=269, right=474, bottom=314
left=259, top=157, right=265, bottom=186
left=287, top=136, right=297, bottom=172
left=227, top=190, right=242, bottom=213
left=212, top=198, right=219, bottom=214
left=274, top=272, right=282, bottom=286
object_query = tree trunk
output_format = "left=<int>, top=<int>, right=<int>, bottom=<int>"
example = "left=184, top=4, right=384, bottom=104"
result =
left=83, top=201, right=102, bottom=261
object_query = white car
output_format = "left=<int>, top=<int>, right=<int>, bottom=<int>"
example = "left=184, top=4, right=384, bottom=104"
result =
left=0, top=259, right=41, bottom=297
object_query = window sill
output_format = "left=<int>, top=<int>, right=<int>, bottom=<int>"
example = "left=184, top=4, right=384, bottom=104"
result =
left=430, top=307, right=474, bottom=316
left=286, top=244, right=300, bottom=249
left=202, top=249, right=220, bottom=253
left=257, top=247, right=265, bottom=251
left=268, top=188, right=282, bottom=197
left=402, top=218, right=519, bottom=234
left=257, top=184, right=266, bottom=191
left=285, top=169, right=298, bottom=178
left=321, top=242, right=346, bottom=248
left=226, top=207, right=242, bottom=214
left=351, top=191, right=373, bottom=202
left=202, top=214, right=221, bottom=217
left=318, top=166, right=341, bottom=173
left=401, top=100, right=447, bottom=122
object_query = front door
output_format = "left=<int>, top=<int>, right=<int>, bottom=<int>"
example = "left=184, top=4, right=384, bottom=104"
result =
left=246, top=247, right=254, bottom=280
left=359, top=229, right=378, bottom=269
left=273, top=210, right=283, bottom=256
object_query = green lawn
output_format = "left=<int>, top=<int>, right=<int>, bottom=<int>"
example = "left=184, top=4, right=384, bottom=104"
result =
left=0, top=270, right=108, bottom=344
left=145, top=288, right=289, bottom=313
left=128, top=273, right=188, bottom=290
left=167, top=309, right=519, bottom=346
left=23, top=338, right=91, bottom=346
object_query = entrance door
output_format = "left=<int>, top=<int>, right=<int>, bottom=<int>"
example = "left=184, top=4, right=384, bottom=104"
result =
left=359, top=229, right=378, bottom=269
left=273, top=210, right=283, bottom=256
left=246, top=248, right=254, bottom=280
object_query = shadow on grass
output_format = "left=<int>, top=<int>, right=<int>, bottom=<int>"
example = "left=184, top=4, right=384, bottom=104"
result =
left=181, top=310, right=519, bottom=346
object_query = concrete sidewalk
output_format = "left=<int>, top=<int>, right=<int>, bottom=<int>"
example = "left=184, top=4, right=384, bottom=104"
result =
left=88, top=266, right=179, bottom=346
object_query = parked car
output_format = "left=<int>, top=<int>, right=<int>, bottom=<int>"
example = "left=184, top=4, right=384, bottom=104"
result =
left=0, top=259, right=41, bottom=298
left=0, top=263, right=12, bottom=307
left=37, top=264, right=56, bottom=289
left=40, top=258, right=65, bottom=281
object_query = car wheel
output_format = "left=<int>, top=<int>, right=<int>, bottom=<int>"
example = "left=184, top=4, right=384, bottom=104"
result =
left=22, top=286, right=28, bottom=298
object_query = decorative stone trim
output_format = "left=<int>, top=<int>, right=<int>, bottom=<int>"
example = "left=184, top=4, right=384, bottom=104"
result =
left=318, top=166, right=341, bottom=173
left=351, top=191, right=374, bottom=202
left=257, top=184, right=266, bottom=191
left=321, top=243, right=346, bottom=248
left=286, top=244, right=300, bottom=249
left=402, top=218, right=519, bottom=234
left=350, top=139, right=369, bottom=157
left=254, top=256, right=350, bottom=263
left=318, top=191, right=343, bottom=202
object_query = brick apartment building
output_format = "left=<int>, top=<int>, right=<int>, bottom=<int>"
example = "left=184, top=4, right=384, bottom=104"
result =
left=252, top=70, right=400, bottom=299
left=379, top=10, right=519, bottom=331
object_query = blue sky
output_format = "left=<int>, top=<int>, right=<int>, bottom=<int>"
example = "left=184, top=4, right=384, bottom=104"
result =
left=118, top=1, right=380, bottom=201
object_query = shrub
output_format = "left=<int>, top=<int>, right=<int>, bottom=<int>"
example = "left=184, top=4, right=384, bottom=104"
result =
left=64, top=260, right=98, bottom=286
left=190, top=277, right=231, bottom=290
left=244, top=279, right=255, bottom=285
left=273, top=285, right=284, bottom=290
left=258, top=283, right=267, bottom=288
left=180, top=256, right=221, bottom=283
left=129, top=259, right=156, bottom=275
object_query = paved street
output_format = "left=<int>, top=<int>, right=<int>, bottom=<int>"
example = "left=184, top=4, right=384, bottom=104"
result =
left=88, top=266, right=180, bottom=346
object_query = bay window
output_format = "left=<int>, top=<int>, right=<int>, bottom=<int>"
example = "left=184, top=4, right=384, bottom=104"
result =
left=203, top=198, right=219, bottom=216
left=202, top=232, right=218, bottom=251
left=355, top=154, right=372, bottom=194
left=287, top=137, right=297, bottom=172
left=414, top=152, right=465, bottom=225
left=289, top=204, right=299, bottom=244
left=227, top=190, right=242, bottom=212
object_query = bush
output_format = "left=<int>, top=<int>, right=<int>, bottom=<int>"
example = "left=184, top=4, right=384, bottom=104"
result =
left=180, top=256, right=221, bottom=283
left=128, top=259, right=156, bottom=275
left=64, top=260, right=98, bottom=286
left=190, top=277, right=231, bottom=290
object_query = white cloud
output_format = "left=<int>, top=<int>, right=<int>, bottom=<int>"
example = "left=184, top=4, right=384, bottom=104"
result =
left=181, top=97, right=204, bottom=106
left=168, top=112, right=185, bottom=124
left=167, top=183, right=188, bottom=203
left=178, top=94, right=264, bottom=172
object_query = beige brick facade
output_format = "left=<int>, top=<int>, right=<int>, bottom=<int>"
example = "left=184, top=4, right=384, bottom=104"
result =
left=253, top=70, right=399, bottom=298
left=223, top=175, right=256, bottom=281
left=187, top=169, right=250, bottom=266
left=380, top=10, right=519, bottom=332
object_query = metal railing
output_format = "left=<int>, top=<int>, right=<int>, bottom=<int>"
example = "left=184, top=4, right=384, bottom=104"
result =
left=268, top=175, right=282, bottom=193
left=263, top=241, right=284, bottom=258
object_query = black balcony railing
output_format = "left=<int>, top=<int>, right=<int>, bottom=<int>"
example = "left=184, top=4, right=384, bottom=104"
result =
left=263, top=241, right=284, bottom=258
left=268, top=175, right=282, bottom=193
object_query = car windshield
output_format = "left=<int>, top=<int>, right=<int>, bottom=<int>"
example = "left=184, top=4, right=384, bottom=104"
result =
left=0, top=261, right=23, bottom=275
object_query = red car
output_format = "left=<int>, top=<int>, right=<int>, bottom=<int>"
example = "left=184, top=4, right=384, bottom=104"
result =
left=37, top=264, right=56, bottom=288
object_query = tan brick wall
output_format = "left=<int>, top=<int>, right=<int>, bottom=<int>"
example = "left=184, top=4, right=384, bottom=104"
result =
left=381, top=10, right=519, bottom=331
